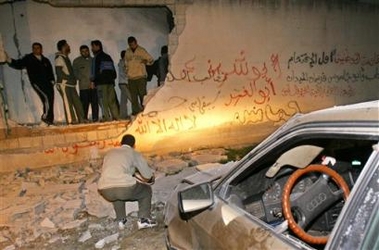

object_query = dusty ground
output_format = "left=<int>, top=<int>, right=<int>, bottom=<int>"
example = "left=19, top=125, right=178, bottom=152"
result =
left=0, top=150, right=221, bottom=250
left=12, top=205, right=168, bottom=250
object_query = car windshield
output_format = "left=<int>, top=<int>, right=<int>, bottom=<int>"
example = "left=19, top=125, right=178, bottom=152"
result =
left=223, top=135, right=378, bottom=249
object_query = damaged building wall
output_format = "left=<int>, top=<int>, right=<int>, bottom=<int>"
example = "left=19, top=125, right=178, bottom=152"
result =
left=131, top=0, right=379, bottom=153
left=0, top=0, right=378, bottom=159
left=0, top=1, right=170, bottom=124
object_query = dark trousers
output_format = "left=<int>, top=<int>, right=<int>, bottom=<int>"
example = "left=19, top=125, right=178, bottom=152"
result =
left=99, top=183, right=152, bottom=220
left=31, top=82, right=54, bottom=124
left=80, top=88, right=99, bottom=121
left=128, top=78, right=147, bottom=115
left=97, top=84, right=120, bottom=121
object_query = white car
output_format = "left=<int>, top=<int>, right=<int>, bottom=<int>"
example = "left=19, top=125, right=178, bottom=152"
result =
left=164, top=100, right=379, bottom=250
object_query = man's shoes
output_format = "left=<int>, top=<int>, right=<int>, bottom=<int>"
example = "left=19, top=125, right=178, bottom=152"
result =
left=137, top=218, right=157, bottom=230
left=118, top=218, right=127, bottom=230
left=41, top=117, right=54, bottom=126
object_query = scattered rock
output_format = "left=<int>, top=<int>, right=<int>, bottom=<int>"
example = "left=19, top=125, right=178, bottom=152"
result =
left=48, top=235, right=62, bottom=244
left=3, top=244, right=16, bottom=250
left=60, top=218, right=87, bottom=230
left=125, top=202, right=139, bottom=216
left=0, top=148, right=229, bottom=249
left=84, top=183, right=114, bottom=218
left=88, top=223, right=105, bottom=231
left=190, top=153, right=227, bottom=165
left=103, top=232, right=119, bottom=244
left=78, top=230, right=92, bottom=243
left=40, top=217, right=55, bottom=229
left=95, top=239, right=105, bottom=249
left=154, top=159, right=188, bottom=174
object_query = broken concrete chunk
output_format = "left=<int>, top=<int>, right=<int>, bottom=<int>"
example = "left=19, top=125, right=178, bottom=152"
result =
left=190, top=154, right=227, bottom=165
left=104, top=232, right=119, bottom=244
left=60, top=218, right=87, bottom=230
left=153, top=159, right=188, bottom=174
left=48, top=235, right=62, bottom=244
left=0, top=234, right=9, bottom=243
left=85, top=172, right=100, bottom=187
left=3, top=245, right=16, bottom=250
left=88, top=223, right=105, bottom=231
left=94, top=232, right=119, bottom=249
left=63, top=199, right=83, bottom=210
left=23, top=183, right=81, bottom=196
left=40, top=217, right=55, bottom=229
left=78, top=230, right=92, bottom=243
left=95, top=239, right=105, bottom=249
left=84, top=183, right=114, bottom=218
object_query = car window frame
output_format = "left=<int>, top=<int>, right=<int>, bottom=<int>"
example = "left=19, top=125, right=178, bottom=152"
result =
left=213, top=124, right=378, bottom=248
left=216, top=124, right=379, bottom=198
left=325, top=144, right=379, bottom=250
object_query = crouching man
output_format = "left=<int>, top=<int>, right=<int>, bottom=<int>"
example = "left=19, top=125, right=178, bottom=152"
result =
left=98, top=134, right=157, bottom=230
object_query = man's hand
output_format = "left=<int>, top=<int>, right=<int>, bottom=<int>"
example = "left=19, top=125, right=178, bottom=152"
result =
left=134, top=171, right=155, bottom=185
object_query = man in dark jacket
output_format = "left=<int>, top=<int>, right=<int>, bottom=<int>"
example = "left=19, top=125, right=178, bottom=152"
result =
left=6, top=42, right=55, bottom=125
left=90, top=40, right=119, bottom=121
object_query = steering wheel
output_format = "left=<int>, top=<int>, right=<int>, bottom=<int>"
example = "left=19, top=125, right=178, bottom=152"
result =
left=282, top=164, right=350, bottom=245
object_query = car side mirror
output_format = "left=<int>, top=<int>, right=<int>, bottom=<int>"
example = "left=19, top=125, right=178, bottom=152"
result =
left=178, top=182, right=214, bottom=214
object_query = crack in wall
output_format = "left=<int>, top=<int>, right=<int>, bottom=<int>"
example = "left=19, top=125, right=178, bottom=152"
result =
left=0, top=66, right=10, bottom=136
left=10, top=2, right=27, bottom=103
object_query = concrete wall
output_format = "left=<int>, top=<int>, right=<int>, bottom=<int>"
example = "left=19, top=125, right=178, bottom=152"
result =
left=0, top=1, right=169, bottom=124
left=1, top=0, right=378, bottom=157
left=132, top=0, right=379, bottom=153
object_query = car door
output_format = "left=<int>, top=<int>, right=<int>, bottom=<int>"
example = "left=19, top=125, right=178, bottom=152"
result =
left=187, top=194, right=297, bottom=250
left=326, top=144, right=379, bottom=250
left=200, top=127, right=378, bottom=249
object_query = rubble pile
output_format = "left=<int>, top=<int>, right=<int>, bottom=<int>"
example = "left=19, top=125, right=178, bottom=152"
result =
left=0, top=148, right=228, bottom=249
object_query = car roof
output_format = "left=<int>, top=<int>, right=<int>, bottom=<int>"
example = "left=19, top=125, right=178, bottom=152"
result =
left=289, top=100, right=379, bottom=126
left=252, top=100, right=379, bottom=157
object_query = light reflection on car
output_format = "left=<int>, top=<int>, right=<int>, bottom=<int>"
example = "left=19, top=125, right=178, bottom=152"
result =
left=164, top=100, right=379, bottom=250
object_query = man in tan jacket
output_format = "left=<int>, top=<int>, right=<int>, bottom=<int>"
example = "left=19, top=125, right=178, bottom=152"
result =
left=125, top=36, right=154, bottom=115
left=98, top=134, right=157, bottom=230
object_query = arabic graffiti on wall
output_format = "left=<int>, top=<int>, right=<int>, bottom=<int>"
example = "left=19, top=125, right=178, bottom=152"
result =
left=133, top=49, right=377, bottom=136
left=234, top=100, right=301, bottom=125
left=286, top=49, right=379, bottom=85
left=282, top=83, right=356, bottom=98
left=287, top=49, right=379, bottom=69
left=134, top=112, right=197, bottom=135
left=44, top=139, right=120, bottom=155
left=166, top=51, right=281, bottom=87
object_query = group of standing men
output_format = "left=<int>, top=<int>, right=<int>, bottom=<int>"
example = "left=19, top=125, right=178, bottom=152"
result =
left=4, top=36, right=167, bottom=125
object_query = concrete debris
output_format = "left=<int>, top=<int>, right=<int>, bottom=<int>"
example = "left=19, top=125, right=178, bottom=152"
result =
left=103, top=232, right=119, bottom=244
left=95, top=239, right=106, bottom=249
left=84, top=182, right=115, bottom=218
left=153, top=159, right=188, bottom=174
left=0, top=149, right=230, bottom=248
left=0, top=235, right=8, bottom=243
left=190, top=153, right=227, bottom=165
left=3, top=245, right=16, bottom=250
left=60, top=218, right=87, bottom=230
left=94, top=233, right=120, bottom=249
left=78, top=230, right=92, bottom=243
left=125, top=202, right=139, bottom=216
left=48, top=235, right=61, bottom=244
left=40, top=217, right=55, bottom=229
